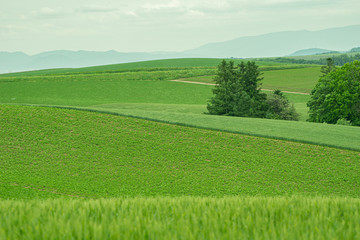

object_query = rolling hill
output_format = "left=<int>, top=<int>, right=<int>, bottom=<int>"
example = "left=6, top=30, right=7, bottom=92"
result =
left=1, top=57, right=360, bottom=239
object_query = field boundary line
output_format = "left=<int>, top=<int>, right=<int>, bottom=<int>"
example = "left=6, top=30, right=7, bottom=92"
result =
left=2, top=103, right=359, bottom=152
left=169, top=79, right=310, bottom=95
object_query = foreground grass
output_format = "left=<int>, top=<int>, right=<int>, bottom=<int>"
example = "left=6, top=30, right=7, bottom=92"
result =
left=1, top=105, right=360, bottom=199
left=1, top=196, right=359, bottom=239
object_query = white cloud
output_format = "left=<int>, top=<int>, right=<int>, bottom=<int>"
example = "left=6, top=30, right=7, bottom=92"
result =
left=25, top=7, right=71, bottom=19
left=1, top=0, right=359, bottom=54
left=125, top=11, right=139, bottom=17
left=78, top=5, right=122, bottom=13
left=142, top=0, right=180, bottom=10
left=186, top=10, right=205, bottom=17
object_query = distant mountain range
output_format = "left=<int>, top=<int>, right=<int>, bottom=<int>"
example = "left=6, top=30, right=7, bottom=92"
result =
left=0, top=51, right=190, bottom=74
left=1, top=25, right=360, bottom=73
left=288, top=48, right=337, bottom=57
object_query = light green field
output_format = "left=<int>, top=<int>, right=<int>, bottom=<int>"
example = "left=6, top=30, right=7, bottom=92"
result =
left=90, top=101, right=359, bottom=151
left=1, top=197, right=360, bottom=239
left=176, top=66, right=321, bottom=93
left=262, top=66, right=321, bottom=93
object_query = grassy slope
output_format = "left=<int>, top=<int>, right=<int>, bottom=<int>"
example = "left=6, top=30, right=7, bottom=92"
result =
left=0, top=72, right=357, bottom=150
left=262, top=66, right=321, bottom=93
left=1, top=105, right=360, bottom=199
left=91, top=104, right=359, bottom=151
left=0, top=78, right=210, bottom=106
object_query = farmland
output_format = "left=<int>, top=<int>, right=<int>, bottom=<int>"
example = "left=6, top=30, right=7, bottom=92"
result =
left=1, top=59, right=358, bottom=150
left=1, top=58, right=360, bottom=239
left=1, top=197, right=360, bottom=239
left=2, top=105, right=360, bottom=199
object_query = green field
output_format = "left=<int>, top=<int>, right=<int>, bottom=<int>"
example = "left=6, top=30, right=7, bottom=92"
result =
left=1, top=197, right=360, bottom=239
left=1, top=58, right=360, bottom=239
left=1, top=61, right=358, bottom=150
left=1, top=58, right=313, bottom=77
left=2, top=105, right=359, bottom=199
left=176, top=66, right=320, bottom=93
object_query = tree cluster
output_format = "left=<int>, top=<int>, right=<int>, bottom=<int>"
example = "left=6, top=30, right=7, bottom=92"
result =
left=350, top=47, right=360, bottom=53
left=307, top=60, right=360, bottom=126
left=207, top=60, right=298, bottom=121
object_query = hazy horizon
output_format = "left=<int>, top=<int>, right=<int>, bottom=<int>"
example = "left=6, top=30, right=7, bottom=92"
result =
left=2, top=0, right=360, bottom=55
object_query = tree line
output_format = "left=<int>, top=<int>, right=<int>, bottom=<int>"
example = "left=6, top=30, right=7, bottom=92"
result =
left=267, top=54, right=360, bottom=66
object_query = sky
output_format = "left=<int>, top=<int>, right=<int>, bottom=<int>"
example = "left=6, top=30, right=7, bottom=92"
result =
left=1, top=0, right=360, bottom=54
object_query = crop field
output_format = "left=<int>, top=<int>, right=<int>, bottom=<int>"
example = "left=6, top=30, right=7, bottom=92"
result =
left=176, top=66, right=321, bottom=93
left=1, top=105, right=360, bottom=238
left=1, top=105, right=360, bottom=199
left=1, top=197, right=360, bottom=239
left=1, top=58, right=360, bottom=239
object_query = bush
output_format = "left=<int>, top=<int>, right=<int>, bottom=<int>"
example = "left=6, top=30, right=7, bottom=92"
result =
left=266, top=90, right=299, bottom=121
left=336, top=118, right=352, bottom=126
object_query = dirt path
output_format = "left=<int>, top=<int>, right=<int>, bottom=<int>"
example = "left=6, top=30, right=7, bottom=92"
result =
left=170, top=79, right=310, bottom=95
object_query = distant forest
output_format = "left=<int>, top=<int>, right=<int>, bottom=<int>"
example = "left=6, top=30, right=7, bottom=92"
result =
left=269, top=53, right=360, bottom=66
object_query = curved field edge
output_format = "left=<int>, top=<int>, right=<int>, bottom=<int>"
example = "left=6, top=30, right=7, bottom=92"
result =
left=1, top=104, right=360, bottom=199
left=5, top=103, right=359, bottom=152
left=1, top=196, right=359, bottom=239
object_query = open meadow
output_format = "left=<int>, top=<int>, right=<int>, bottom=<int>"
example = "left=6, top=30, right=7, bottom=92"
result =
left=1, top=58, right=360, bottom=239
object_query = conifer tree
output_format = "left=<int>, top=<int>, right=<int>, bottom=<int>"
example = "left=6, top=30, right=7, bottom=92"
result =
left=207, top=60, right=267, bottom=117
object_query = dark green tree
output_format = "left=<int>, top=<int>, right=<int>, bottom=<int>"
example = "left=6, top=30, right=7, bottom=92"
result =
left=320, top=58, right=336, bottom=76
left=206, top=60, right=238, bottom=115
left=307, top=61, right=360, bottom=126
left=207, top=60, right=268, bottom=117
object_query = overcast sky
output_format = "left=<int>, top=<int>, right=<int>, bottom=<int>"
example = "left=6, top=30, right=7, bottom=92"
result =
left=1, top=0, right=360, bottom=54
